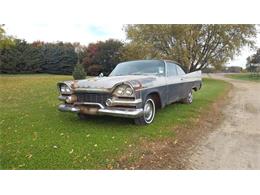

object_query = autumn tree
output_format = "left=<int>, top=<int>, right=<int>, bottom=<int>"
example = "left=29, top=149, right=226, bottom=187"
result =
left=0, top=24, right=14, bottom=49
left=82, top=39, right=123, bottom=75
left=124, top=24, right=257, bottom=72
left=0, top=24, right=15, bottom=71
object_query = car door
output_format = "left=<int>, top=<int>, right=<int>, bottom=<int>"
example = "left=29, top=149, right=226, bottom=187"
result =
left=166, top=62, right=182, bottom=104
left=176, top=65, right=189, bottom=99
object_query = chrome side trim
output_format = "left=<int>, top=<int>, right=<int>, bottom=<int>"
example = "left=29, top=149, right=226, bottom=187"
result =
left=75, top=88, right=110, bottom=93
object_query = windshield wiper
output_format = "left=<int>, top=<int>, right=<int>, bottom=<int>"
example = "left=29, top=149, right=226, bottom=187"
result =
left=130, top=73, right=143, bottom=75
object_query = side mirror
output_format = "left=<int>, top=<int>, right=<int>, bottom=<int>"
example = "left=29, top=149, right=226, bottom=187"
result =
left=99, top=72, right=104, bottom=77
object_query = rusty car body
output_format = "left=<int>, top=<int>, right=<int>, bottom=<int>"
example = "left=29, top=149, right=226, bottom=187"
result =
left=57, top=60, right=202, bottom=125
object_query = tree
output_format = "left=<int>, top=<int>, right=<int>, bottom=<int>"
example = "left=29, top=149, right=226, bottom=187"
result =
left=0, top=24, right=15, bottom=71
left=72, top=63, right=86, bottom=80
left=1, top=39, right=78, bottom=74
left=87, top=64, right=103, bottom=76
left=0, top=24, right=14, bottom=49
left=1, top=39, right=42, bottom=73
left=120, top=42, right=154, bottom=61
left=124, top=24, right=257, bottom=72
left=246, top=48, right=260, bottom=73
left=39, top=42, right=78, bottom=74
left=250, top=48, right=260, bottom=64
left=82, top=39, right=123, bottom=75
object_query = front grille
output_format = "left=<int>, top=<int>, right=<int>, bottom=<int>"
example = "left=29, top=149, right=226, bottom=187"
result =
left=76, top=93, right=111, bottom=106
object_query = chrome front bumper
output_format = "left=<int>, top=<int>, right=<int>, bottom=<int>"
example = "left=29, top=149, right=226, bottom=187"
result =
left=58, top=104, right=144, bottom=118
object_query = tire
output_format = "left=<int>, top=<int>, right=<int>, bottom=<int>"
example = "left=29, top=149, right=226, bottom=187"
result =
left=182, top=91, right=193, bottom=104
left=77, top=113, right=88, bottom=120
left=134, top=96, right=156, bottom=125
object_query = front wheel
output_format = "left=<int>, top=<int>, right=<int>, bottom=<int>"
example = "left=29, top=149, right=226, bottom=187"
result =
left=134, top=97, right=156, bottom=125
left=182, top=91, right=193, bottom=104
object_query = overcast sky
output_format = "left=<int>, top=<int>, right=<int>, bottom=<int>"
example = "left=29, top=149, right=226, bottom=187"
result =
left=1, top=0, right=259, bottom=68
left=3, top=23, right=126, bottom=45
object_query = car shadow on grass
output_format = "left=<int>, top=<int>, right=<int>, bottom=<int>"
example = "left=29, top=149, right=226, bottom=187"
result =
left=77, top=115, right=133, bottom=125
left=58, top=112, right=136, bottom=127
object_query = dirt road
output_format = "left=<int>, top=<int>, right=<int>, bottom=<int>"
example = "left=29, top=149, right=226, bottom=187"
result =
left=189, top=74, right=260, bottom=169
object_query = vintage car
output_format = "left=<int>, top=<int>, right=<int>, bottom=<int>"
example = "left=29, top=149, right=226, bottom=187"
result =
left=57, top=60, right=202, bottom=125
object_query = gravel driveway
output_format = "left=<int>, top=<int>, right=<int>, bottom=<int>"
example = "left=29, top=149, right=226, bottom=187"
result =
left=189, top=74, right=260, bottom=169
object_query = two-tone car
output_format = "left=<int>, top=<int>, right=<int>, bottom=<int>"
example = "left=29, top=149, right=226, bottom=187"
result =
left=57, top=60, right=202, bottom=125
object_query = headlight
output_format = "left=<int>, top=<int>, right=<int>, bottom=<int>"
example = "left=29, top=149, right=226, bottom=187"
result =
left=125, top=87, right=133, bottom=96
left=60, top=84, right=71, bottom=94
left=113, top=84, right=134, bottom=97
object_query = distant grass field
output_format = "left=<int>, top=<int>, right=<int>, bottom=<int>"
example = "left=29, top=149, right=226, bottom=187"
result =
left=0, top=74, right=230, bottom=169
left=226, top=73, right=260, bottom=82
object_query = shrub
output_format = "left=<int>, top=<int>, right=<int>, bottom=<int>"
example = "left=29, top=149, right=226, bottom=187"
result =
left=87, top=64, right=103, bottom=76
left=72, top=64, right=86, bottom=80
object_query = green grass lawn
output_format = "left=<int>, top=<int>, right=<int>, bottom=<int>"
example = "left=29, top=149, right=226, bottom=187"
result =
left=0, top=74, right=230, bottom=169
left=226, top=73, right=260, bottom=82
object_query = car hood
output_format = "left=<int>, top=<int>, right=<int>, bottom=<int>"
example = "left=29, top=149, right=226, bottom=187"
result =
left=75, top=75, right=158, bottom=91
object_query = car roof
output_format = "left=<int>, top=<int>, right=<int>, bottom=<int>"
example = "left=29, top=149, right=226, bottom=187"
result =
left=163, top=59, right=183, bottom=66
left=122, top=59, right=182, bottom=66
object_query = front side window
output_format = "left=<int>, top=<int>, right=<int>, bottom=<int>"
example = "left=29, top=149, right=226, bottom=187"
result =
left=176, top=65, right=185, bottom=75
left=167, top=62, right=178, bottom=76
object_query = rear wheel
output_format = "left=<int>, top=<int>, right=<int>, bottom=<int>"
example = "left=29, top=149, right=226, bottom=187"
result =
left=182, top=91, right=193, bottom=104
left=134, top=96, right=156, bottom=125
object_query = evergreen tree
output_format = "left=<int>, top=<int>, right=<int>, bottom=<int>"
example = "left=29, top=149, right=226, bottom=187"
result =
left=72, top=63, right=86, bottom=80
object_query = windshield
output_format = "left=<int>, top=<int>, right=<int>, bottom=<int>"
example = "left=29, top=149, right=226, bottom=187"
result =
left=109, top=60, right=165, bottom=76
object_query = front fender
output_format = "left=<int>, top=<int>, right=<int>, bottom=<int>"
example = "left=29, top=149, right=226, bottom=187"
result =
left=140, top=86, right=167, bottom=108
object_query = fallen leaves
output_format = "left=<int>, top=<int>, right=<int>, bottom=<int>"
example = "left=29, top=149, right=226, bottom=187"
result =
left=26, top=154, right=33, bottom=159
left=18, top=164, right=25, bottom=168
left=106, top=164, right=113, bottom=169
left=32, top=132, right=38, bottom=141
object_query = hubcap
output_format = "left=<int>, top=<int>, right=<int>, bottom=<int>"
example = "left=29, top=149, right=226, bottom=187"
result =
left=144, top=99, right=155, bottom=123
left=188, top=92, right=193, bottom=102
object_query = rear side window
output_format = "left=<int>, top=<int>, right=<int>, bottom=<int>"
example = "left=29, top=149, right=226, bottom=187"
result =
left=176, top=65, right=185, bottom=75
left=167, top=62, right=178, bottom=76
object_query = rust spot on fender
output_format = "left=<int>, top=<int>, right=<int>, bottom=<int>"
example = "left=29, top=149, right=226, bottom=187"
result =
left=71, top=81, right=79, bottom=89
